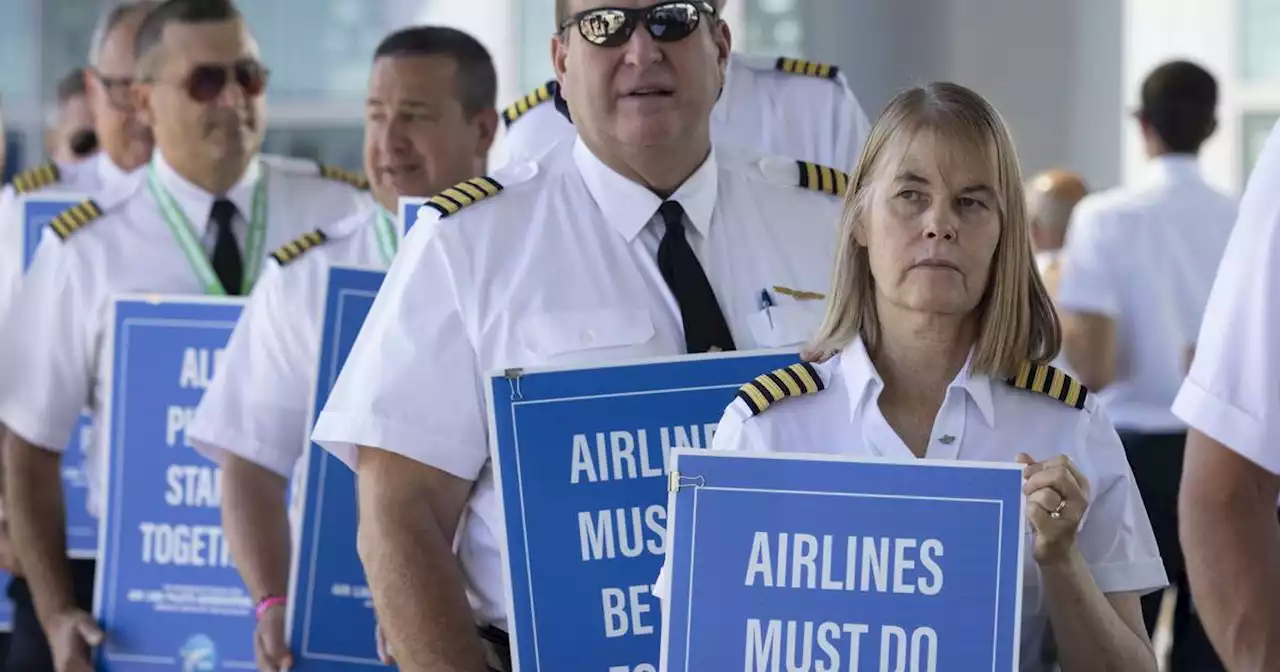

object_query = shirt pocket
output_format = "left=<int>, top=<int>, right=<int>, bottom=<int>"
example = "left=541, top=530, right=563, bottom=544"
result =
left=518, top=308, right=656, bottom=360
left=746, top=301, right=825, bottom=348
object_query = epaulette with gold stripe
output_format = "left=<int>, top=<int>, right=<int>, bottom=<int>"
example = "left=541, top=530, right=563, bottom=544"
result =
left=735, top=362, right=826, bottom=417
left=49, top=199, right=104, bottom=240
left=423, top=177, right=504, bottom=219
left=775, top=57, right=840, bottom=80
left=1006, top=362, right=1088, bottom=410
left=502, top=80, right=558, bottom=127
left=797, top=161, right=849, bottom=197
left=270, top=229, right=329, bottom=267
left=8, top=162, right=61, bottom=194
left=317, top=164, right=369, bottom=190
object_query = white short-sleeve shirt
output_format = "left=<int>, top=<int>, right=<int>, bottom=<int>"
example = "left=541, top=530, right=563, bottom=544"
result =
left=496, top=53, right=871, bottom=172
left=187, top=206, right=387, bottom=533
left=0, top=150, right=369, bottom=518
left=1055, top=155, right=1238, bottom=432
left=1172, top=122, right=1280, bottom=473
left=310, top=138, right=847, bottom=629
left=0, top=154, right=138, bottom=325
left=654, top=338, right=1166, bottom=670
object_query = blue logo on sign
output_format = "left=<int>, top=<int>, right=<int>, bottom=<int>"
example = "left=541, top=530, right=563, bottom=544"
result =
left=179, top=634, right=217, bottom=672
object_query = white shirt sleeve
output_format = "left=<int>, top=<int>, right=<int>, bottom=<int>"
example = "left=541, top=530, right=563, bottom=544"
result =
left=0, top=237, right=91, bottom=452
left=1172, top=123, right=1280, bottom=473
left=1055, top=200, right=1122, bottom=317
left=188, top=259, right=316, bottom=477
left=1075, top=401, right=1168, bottom=594
left=310, top=222, right=488, bottom=479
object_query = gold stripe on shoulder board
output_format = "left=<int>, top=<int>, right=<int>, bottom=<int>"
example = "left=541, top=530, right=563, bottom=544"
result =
left=49, top=199, right=104, bottom=240
left=423, top=177, right=504, bottom=218
left=271, top=229, right=329, bottom=266
left=502, top=80, right=557, bottom=127
left=10, top=162, right=61, bottom=194
left=796, top=161, right=849, bottom=197
left=317, top=164, right=370, bottom=190
left=1007, top=362, right=1088, bottom=410
left=775, top=57, right=840, bottom=80
left=735, top=362, right=826, bottom=417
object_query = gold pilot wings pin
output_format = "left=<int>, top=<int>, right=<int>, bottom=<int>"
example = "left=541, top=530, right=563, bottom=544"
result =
left=1006, top=362, right=1088, bottom=410
left=775, top=57, right=841, bottom=80
left=502, top=80, right=558, bottom=127
left=735, top=362, right=827, bottom=417
left=423, top=177, right=504, bottom=218
left=9, top=162, right=61, bottom=194
left=271, top=229, right=329, bottom=266
left=49, top=199, right=104, bottom=240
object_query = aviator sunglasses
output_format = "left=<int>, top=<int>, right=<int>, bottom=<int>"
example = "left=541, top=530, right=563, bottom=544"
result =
left=561, top=1, right=718, bottom=48
left=152, top=60, right=270, bottom=103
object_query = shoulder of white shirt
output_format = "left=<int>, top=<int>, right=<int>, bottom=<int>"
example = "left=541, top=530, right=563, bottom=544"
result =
left=717, top=145, right=850, bottom=201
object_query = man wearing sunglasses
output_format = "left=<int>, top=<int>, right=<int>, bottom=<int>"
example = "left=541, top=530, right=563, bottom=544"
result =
left=0, top=1, right=370, bottom=671
left=185, top=25, right=499, bottom=672
left=310, top=1, right=848, bottom=670
left=497, top=0, right=870, bottom=172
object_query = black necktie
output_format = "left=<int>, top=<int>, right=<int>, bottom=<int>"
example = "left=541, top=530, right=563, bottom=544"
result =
left=210, top=199, right=243, bottom=295
left=656, top=201, right=736, bottom=354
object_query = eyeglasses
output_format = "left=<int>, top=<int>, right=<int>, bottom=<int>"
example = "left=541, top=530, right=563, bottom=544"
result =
left=90, top=68, right=135, bottom=111
left=561, top=1, right=717, bottom=48
left=155, top=60, right=270, bottom=103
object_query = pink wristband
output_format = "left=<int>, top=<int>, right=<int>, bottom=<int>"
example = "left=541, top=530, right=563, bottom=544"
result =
left=255, top=596, right=286, bottom=620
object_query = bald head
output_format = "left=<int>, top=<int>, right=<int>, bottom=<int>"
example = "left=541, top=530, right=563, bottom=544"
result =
left=1026, top=169, right=1088, bottom=252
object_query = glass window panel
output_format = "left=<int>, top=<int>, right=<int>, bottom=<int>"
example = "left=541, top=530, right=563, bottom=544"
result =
left=1243, top=112, right=1279, bottom=179
left=741, top=0, right=805, bottom=57
left=1240, top=0, right=1280, bottom=83
left=261, top=126, right=365, bottom=173
left=517, top=0, right=557, bottom=94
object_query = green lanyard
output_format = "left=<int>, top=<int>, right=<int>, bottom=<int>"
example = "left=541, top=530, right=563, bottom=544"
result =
left=147, top=162, right=269, bottom=296
left=374, top=207, right=398, bottom=266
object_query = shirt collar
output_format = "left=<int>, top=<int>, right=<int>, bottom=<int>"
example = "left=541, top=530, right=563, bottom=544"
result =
left=95, top=153, right=133, bottom=190
left=572, top=137, right=718, bottom=242
left=839, top=336, right=997, bottom=428
left=1147, top=154, right=1202, bottom=184
left=152, top=149, right=262, bottom=235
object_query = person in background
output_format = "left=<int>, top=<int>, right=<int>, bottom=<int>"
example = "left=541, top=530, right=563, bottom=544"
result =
left=1054, top=60, right=1237, bottom=672
left=0, top=1, right=369, bottom=670
left=187, top=25, right=499, bottom=671
left=497, top=0, right=871, bottom=171
left=1025, top=169, right=1087, bottom=298
left=309, top=0, right=849, bottom=668
left=1172, top=120, right=1280, bottom=671
left=44, top=69, right=98, bottom=165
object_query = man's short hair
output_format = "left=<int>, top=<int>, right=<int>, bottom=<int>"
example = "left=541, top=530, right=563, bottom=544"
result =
left=1139, top=60, right=1218, bottom=154
left=554, top=0, right=724, bottom=31
left=88, top=1, right=163, bottom=67
left=373, top=27, right=497, bottom=118
left=134, top=0, right=243, bottom=77
left=56, top=68, right=88, bottom=105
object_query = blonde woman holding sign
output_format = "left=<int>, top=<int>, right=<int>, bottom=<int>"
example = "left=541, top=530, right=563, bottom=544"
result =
left=657, top=83, right=1165, bottom=671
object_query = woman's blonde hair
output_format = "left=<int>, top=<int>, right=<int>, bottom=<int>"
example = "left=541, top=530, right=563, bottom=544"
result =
left=805, top=82, right=1060, bottom=377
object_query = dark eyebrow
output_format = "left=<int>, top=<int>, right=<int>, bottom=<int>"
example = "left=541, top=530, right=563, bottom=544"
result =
left=894, top=171, right=930, bottom=185
left=959, top=184, right=996, bottom=198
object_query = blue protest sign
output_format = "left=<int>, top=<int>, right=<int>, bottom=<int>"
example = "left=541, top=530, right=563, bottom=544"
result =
left=95, top=296, right=251, bottom=670
left=661, top=450, right=1026, bottom=672
left=20, top=194, right=83, bottom=271
left=286, top=265, right=389, bottom=669
left=397, top=196, right=425, bottom=237
left=19, top=194, right=99, bottom=559
left=487, top=351, right=804, bottom=672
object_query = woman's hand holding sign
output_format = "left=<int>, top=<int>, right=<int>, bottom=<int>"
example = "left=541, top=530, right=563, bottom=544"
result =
left=1017, top=453, right=1090, bottom=566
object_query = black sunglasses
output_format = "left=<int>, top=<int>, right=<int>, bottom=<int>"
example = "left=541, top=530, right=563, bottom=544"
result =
left=561, top=1, right=717, bottom=48
left=150, top=60, right=270, bottom=103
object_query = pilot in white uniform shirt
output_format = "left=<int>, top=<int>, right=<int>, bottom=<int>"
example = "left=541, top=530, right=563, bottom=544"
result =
left=1173, top=123, right=1280, bottom=472
left=497, top=53, right=872, bottom=170
left=654, top=338, right=1168, bottom=671
left=187, top=202, right=394, bottom=531
left=0, top=153, right=140, bottom=323
left=0, top=150, right=369, bottom=521
left=310, top=137, right=849, bottom=632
